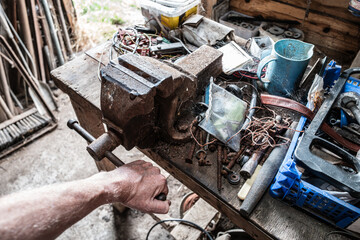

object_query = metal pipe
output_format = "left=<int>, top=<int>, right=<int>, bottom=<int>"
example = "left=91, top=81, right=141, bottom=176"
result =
left=67, top=119, right=167, bottom=201
left=0, top=35, right=56, bottom=122
left=39, top=0, right=65, bottom=66
left=0, top=55, right=15, bottom=114
left=10, top=90, right=24, bottom=110
left=0, top=5, right=38, bottom=84
left=29, top=0, right=47, bottom=83
left=48, top=0, right=68, bottom=62
left=55, top=0, right=74, bottom=58
left=37, top=0, right=56, bottom=70
left=18, top=0, right=39, bottom=78
left=0, top=95, right=13, bottom=119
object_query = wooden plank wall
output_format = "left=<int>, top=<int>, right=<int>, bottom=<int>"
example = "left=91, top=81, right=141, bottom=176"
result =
left=228, top=0, right=360, bottom=64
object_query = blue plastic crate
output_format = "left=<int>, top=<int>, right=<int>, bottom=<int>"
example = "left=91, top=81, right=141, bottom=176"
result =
left=270, top=110, right=360, bottom=229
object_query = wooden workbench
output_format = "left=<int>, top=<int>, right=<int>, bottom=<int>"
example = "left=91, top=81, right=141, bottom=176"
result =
left=51, top=45, right=349, bottom=240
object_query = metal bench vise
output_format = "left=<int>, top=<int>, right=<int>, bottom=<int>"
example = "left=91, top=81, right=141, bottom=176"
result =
left=294, top=68, right=360, bottom=198
left=86, top=45, right=223, bottom=162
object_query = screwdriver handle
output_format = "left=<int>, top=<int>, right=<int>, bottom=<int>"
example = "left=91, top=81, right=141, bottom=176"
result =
left=67, top=119, right=167, bottom=201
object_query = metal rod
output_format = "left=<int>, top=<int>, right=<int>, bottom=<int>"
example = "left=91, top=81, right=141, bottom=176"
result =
left=67, top=119, right=167, bottom=201
left=30, top=0, right=47, bottom=83
left=10, top=90, right=24, bottom=110
left=48, top=0, right=68, bottom=62
left=37, top=0, right=56, bottom=70
left=0, top=95, right=13, bottom=119
left=39, top=0, right=65, bottom=66
left=55, top=0, right=74, bottom=58
left=0, top=55, right=15, bottom=114
left=0, top=35, right=57, bottom=122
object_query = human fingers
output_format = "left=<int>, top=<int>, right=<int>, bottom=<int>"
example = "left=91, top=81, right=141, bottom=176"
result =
left=147, top=199, right=171, bottom=214
left=147, top=166, right=161, bottom=175
left=142, top=161, right=153, bottom=169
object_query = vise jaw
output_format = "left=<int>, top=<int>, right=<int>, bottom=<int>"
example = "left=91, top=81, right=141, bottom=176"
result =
left=87, top=45, right=223, bottom=161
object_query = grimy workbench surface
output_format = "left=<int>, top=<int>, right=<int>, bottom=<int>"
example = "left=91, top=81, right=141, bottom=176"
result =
left=51, top=44, right=348, bottom=240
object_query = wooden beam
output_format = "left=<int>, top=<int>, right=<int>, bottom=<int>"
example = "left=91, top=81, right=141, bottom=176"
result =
left=229, top=0, right=360, bottom=58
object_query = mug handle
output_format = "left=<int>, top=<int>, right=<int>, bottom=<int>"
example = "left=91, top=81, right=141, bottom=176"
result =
left=257, top=55, right=277, bottom=83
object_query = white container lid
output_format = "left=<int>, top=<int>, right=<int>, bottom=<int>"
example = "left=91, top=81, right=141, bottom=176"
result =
left=150, top=0, right=197, bottom=8
left=141, top=0, right=200, bottom=17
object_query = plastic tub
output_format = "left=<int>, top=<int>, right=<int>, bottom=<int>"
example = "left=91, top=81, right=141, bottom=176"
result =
left=140, top=0, right=200, bottom=29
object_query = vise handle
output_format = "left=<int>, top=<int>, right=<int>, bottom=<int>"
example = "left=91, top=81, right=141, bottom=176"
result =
left=67, top=119, right=167, bottom=201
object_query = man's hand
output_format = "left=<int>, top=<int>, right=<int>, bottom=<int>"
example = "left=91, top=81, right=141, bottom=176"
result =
left=93, top=160, right=171, bottom=214
left=0, top=160, right=170, bottom=240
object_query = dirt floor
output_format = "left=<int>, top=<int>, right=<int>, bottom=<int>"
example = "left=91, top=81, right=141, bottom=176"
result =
left=0, top=92, right=192, bottom=239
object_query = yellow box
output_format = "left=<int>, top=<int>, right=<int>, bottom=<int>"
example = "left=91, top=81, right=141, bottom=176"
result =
left=161, top=5, right=198, bottom=30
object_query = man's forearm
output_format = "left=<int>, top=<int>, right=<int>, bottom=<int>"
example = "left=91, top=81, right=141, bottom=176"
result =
left=0, top=160, right=170, bottom=240
left=0, top=176, right=107, bottom=240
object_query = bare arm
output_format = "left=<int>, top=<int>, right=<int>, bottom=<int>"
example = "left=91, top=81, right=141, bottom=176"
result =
left=0, top=160, right=170, bottom=240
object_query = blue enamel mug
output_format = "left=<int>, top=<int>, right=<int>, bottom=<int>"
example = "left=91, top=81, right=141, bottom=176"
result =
left=257, top=39, right=314, bottom=97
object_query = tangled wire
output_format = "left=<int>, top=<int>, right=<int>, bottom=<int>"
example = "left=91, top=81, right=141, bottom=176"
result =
left=190, top=106, right=295, bottom=151
left=241, top=110, right=292, bottom=150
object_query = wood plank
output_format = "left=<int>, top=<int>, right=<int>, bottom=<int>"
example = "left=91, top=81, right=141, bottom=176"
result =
left=171, top=198, right=219, bottom=240
left=278, top=0, right=360, bottom=23
left=229, top=0, right=360, bottom=58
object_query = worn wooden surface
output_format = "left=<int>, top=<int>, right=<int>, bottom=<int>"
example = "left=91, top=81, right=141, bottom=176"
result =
left=51, top=46, right=350, bottom=240
left=229, top=0, right=360, bottom=65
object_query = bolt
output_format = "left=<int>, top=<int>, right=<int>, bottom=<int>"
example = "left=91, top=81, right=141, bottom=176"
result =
left=195, top=149, right=207, bottom=166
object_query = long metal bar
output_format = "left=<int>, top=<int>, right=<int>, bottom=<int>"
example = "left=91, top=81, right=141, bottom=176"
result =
left=67, top=119, right=167, bottom=201
left=29, top=0, right=47, bottom=83
left=0, top=95, right=13, bottom=119
left=48, top=0, right=68, bottom=62
left=0, top=55, right=15, bottom=114
left=55, top=0, right=74, bottom=58
left=37, top=0, right=56, bottom=70
left=0, top=35, right=57, bottom=122
left=39, top=0, right=65, bottom=66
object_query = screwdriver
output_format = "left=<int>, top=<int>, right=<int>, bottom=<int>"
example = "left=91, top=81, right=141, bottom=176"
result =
left=67, top=119, right=167, bottom=201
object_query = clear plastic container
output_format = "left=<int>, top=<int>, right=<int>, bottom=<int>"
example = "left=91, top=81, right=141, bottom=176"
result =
left=141, top=0, right=200, bottom=29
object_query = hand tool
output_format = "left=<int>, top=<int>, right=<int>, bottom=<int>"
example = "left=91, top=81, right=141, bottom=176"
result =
left=239, top=122, right=297, bottom=217
left=240, top=149, right=265, bottom=179
left=39, top=0, right=65, bottom=65
left=238, top=165, right=262, bottom=201
left=85, top=45, right=222, bottom=161
left=67, top=119, right=167, bottom=201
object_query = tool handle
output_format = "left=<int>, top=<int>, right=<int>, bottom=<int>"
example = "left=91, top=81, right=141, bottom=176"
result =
left=67, top=119, right=166, bottom=201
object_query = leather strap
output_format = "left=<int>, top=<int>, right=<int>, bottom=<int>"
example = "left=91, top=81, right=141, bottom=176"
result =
left=261, top=94, right=360, bottom=152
